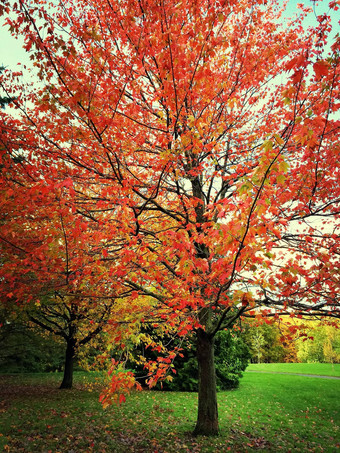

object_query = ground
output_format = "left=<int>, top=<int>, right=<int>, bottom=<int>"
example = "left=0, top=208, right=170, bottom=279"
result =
left=0, top=365, right=339, bottom=452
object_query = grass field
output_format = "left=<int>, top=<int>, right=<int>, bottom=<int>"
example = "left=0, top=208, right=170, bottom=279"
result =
left=0, top=366, right=339, bottom=452
left=247, top=362, right=340, bottom=377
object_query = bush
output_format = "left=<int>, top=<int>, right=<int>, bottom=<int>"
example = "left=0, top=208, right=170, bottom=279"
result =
left=214, top=330, right=251, bottom=390
left=130, top=328, right=250, bottom=391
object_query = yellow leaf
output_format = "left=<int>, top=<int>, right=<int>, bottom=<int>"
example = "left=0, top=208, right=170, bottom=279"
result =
left=274, top=134, right=284, bottom=146
left=187, top=114, right=195, bottom=126
left=263, top=140, right=273, bottom=152
left=279, top=161, right=289, bottom=173
left=277, top=174, right=286, bottom=184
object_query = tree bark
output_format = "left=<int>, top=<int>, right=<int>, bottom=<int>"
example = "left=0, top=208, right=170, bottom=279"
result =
left=193, top=328, right=219, bottom=436
left=59, top=339, right=75, bottom=389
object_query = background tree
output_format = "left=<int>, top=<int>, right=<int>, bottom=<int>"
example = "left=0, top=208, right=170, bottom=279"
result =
left=27, top=293, right=115, bottom=388
left=0, top=120, right=131, bottom=388
left=250, top=330, right=266, bottom=364
left=0, top=306, right=65, bottom=373
left=296, top=321, right=340, bottom=363
left=242, top=320, right=297, bottom=363
left=0, top=0, right=339, bottom=436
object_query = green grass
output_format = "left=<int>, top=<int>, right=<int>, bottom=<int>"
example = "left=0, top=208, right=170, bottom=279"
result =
left=247, top=362, right=340, bottom=377
left=0, top=369, right=339, bottom=452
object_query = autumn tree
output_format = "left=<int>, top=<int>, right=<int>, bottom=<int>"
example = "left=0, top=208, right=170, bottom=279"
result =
left=0, top=179, right=116, bottom=388
left=29, top=294, right=116, bottom=388
left=0, top=107, right=156, bottom=389
left=0, top=111, right=131, bottom=388
left=1, top=0, right=339, bottom=435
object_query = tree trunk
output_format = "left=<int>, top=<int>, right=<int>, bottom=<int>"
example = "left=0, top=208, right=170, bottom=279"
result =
left=59, top=339, right=75, bottom=389
left=193, top=329, right=219, bottom=436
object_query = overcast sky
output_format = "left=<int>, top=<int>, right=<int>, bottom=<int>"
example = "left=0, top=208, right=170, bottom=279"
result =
left=0, top=0, right=339, bottom=72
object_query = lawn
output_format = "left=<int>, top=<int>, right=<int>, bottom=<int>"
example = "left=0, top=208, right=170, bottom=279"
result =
left=247, top=362, right=340, bottom=377
left=0, top=368, right=339, bottom=452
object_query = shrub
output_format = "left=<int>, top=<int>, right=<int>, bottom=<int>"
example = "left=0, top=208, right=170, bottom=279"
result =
left=130, top=328, right=250, bottom=391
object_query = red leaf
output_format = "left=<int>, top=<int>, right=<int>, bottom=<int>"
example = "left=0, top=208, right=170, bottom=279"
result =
left=286, top=54, right=306, bottom=71
left=291, top=69, right=303, bottom=84
left=313, top=60, right=329, bottom=78
left=63, top=177, right=73, bottom=188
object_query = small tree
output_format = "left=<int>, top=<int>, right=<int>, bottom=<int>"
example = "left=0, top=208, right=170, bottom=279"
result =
left=27, top=294, right=115, bottom=388
left=251, top=330, right=266, bottom=364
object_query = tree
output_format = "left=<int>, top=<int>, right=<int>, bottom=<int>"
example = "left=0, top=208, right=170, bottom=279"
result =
left=0, top=306, right=65, bottom=373
left=0, top=116, right=128, bottom=388
left=296, top=321, right=340, bottom=363
left=251, top=329, right=266, bottom=364
left=242, top=320, right=297, bottom=363
left=0, top=0, right=339, bottom=435
left=27, top=293, right=115, bottom=388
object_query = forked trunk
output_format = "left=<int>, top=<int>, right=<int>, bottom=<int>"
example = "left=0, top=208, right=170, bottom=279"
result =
left=60, top=339, right=75, bottom=389
left=193, top=329, right=219, bottom=436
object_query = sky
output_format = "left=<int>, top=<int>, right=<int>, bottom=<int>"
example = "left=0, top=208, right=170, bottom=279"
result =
left=0, top=0, right=339, bottom=73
